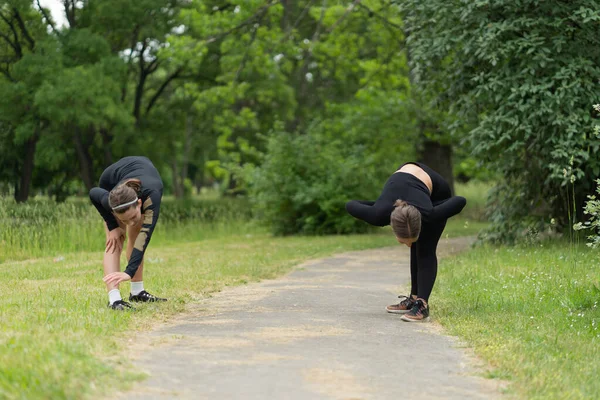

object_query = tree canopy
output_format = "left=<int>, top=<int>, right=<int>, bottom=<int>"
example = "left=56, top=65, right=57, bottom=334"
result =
left=2, top=0, right=598, bottom=238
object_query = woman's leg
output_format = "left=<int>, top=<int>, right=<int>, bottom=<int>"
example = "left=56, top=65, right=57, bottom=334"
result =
left=386, top=245, right=419, bottom=313
left=125, top=220, right=144, bottom=282
left=410, top=244, right=418, bottom=297
left=103, top=222, right=125, bottom=292
left=125, top=220, right=166, bottom=302
left=415, top=220, right=446, bottom=302
left=401, top=219, right=447, bottom=322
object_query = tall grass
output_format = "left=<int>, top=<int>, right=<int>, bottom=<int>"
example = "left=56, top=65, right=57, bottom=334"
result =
left=1, top=183, right=490, bottom=263
left=0, top=197, right=254, bottom=262
left=455, top=180, right=493, bottom=221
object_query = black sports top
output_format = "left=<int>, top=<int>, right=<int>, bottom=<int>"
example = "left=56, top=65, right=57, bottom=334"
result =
left=89, top=156, right=163, bottom=278
left=345, top=165, right=466, bottom=227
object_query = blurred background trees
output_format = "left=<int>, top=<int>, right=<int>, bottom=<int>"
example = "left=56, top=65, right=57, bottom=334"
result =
left=1, top=0, right=598, bottom=240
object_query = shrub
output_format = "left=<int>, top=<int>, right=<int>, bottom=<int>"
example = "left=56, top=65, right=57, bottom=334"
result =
left=240, top=129, right=411, bottom=235
left=574, top=180, right=600, bottom=248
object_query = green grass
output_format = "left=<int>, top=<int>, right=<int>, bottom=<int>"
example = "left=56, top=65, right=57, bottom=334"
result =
left=0, top=216, right=479, bottom=400
left=0, top=196, right=253, bottom=262
left=0, top=183, right=489, bottom=399
left=0, top=188, right=487, bottom=263
left=455, top=180, right=493, bottom=221
left=435, top=240, right=600, bottom=399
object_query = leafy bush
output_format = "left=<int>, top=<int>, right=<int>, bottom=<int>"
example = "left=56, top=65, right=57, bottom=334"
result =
left=240, top=130, right=414, bottom=235
left=239, top=93, right=417, bottom=235
left=240, top=132, right=367, bottom=235
left=574, top=107, right=600, bottom=247
left=574, top=179, right=600, bottom=248
left=398, top=0, right=600, bottom=242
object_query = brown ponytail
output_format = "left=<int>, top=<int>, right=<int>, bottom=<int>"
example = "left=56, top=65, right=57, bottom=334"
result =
left=390, top=199, right=421, bottom=240
left=109, top=179, right=142, bottom=213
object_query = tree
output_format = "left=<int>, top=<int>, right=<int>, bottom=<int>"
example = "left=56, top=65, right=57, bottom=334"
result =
left=396, top=0, right=600, bottom=241
left=0, top=0, right=52, bottom=201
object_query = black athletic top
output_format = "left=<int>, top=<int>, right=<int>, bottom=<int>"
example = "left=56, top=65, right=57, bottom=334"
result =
left=89, top=156, right=163, bottom=278
left=345, top=165, right=466, bottom=227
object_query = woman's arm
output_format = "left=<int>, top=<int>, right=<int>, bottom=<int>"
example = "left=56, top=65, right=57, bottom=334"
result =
left=431, top=196, right=467, bottom=220
left=123, top=190, right=162, bottom=278
left=345, top=200, right=390, bottom=227
left=89, top=187, right=119, bottom=231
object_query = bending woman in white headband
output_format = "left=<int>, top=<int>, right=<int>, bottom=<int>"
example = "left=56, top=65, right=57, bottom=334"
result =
left=89, top=156, right=167, bottom=310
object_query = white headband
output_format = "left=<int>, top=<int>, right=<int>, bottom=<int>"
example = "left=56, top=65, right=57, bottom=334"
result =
left=111, top=198, right=138, bottom=211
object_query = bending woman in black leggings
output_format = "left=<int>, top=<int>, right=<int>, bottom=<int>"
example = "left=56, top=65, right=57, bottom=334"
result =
left=89, top=156, right=167, bottom=310
left=345, top=162, right=466, bottom=322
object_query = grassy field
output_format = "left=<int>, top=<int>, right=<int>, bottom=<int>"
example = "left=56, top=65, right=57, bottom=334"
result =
left=0, top=181, right=489, bottom=399
left=4, top=181, right=597, bottom=399
left=435, top=240, right=600, bottom=399
left=0, top=212, right=481, bottom=400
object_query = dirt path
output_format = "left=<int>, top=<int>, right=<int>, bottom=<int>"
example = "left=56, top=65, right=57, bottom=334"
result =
left=117, top=236, right=503, bottom=400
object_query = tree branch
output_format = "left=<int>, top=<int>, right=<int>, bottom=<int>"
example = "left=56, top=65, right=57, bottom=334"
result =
left=325, top=0, right=362, bottom=34
left=145, top=66, right=184, bottom=115
left=178, top=72, right=219, bottom=84
left=36, top=0, right=59, bottom=36
left=63, top=0, right=76, bottom=27
left=146, top=58, right=160, bottom=74
left=205, top=0, right=277, bottom=44
left=356, top=3, right=404, bottom=47
left=0, top=11, right=23, bottom=57
left=133, top=40, right=149, bottom=121
left=0, top=65, right=15, bottom=82
left=138, top=40, right=148, bottom=68
left=276, top=0, right=315, bottom=46
left=0, top=31, right=20, bottom=54
left=293, top=0, right=327, bottom=130
left=290, top=0, right=316, bottom=32
left=357, top=3, right=402, bottom=30
left=235, top=7, right=269, bottom=82
left=12, top=8, right=35, bottom=50
left=126, top=25, right=140, bottom=66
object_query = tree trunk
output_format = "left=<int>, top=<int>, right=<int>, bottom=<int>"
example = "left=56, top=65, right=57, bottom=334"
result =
left=404, top=25, right=455, bottom=195
left=171, top=160, right=183, bottom=198
left=418, top=139, right=455, bottom=196
left=73, top=130, right=95, bottom=191
left=99, top=128, right=113, bottom=166
left=280, top=0, right=293, bottom=32
left=180, top=113, right=193, bottom=193
left=14, top=135, right=38, bottom=203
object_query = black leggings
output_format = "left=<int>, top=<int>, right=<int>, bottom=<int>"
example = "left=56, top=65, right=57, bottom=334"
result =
left=406, top=163, right=452, bottom=301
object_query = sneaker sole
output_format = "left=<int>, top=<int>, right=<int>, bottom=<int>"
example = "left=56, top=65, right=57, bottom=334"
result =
left=129, top=299, right=167, bottom=303
left=400, top=315, right=430, bottom=322
left=386, top=308, right=411, bottom=314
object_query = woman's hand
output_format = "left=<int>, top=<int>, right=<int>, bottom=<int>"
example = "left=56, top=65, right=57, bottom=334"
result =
left=105, top=228, right=125, bottom=254
left=103, top=272, right=131, bottom=286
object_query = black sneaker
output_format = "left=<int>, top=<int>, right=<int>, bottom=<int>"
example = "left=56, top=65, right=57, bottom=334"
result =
left=108, top=300, right=135, bottom=310
left=129, top=290, right=167, bottom=303
left=386, top=295, right=416, bottom=314
left=400, top=299, right=430, bottom=322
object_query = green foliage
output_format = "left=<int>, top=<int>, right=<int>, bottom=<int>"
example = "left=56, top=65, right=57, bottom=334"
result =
left=396, top=0, right=600, bottom=242
left=1, top=0, right=424, bottom=216
left=574, top=179, right=600, bottom=248
left=240, top=92, right=416, bottom=235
